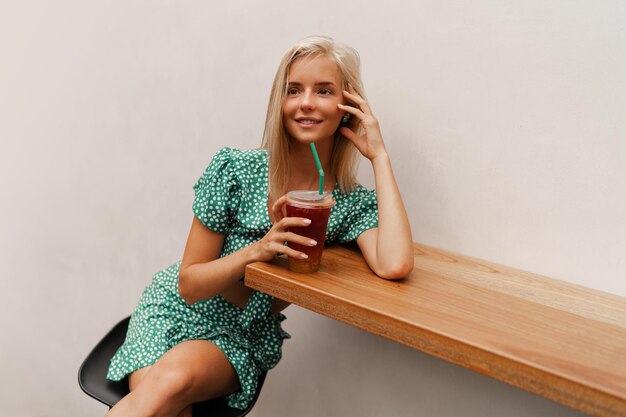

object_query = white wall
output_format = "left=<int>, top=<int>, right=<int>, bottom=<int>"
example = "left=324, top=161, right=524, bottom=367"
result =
left=1, top=1, right=624, bottom=416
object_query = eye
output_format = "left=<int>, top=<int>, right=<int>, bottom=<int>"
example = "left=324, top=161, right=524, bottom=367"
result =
left=287, top=87, right=299, bottom=95
left=319, top=88, right=332, bottom=95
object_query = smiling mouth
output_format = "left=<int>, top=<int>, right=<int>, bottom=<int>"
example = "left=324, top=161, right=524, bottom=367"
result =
left=296, top=119, right=322, bottom=126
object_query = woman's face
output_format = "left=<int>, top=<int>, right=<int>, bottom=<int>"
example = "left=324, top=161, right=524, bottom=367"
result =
left=282, top=55, right=345, bottom=146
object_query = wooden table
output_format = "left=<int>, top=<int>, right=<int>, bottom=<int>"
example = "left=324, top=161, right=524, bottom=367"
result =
left=245, top=243, right=626, bottom=417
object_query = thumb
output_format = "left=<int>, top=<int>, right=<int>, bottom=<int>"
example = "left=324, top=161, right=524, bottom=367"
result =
left=339, top=126, right=359, bottom=145
left=271, top=195, right=288, bottom=223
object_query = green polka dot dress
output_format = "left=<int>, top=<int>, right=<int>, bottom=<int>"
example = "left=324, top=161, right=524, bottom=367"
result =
left=106, top=147, right=379, bottom=410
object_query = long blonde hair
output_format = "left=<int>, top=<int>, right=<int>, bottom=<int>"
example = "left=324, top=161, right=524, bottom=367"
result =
left=261, top=35, right=365, bottom=204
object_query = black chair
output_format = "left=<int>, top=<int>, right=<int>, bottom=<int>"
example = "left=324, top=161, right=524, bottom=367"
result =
left=78, top=316, right=267, bottom=416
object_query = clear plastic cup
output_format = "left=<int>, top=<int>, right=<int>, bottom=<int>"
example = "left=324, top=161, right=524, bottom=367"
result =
left=285, top=191, right=335, bottom=273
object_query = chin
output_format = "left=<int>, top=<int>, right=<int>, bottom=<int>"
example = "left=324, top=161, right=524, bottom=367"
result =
left=290, top=135, right=332, bottom=146
left=286, top=128, right=338, bottom=146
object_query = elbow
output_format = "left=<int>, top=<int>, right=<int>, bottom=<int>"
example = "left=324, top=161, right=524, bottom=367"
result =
left=177, top=269, right=196, bottom=306
left=375, top=257, right=414, bottom=280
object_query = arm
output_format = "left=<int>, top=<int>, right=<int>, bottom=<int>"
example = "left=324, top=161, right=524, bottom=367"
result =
left=339, top=86, right=414, bottom=279
left=178, top=216, right=249, bottom=305
left=179, top=197, right=315, bottom=305
left=356, top=155, right=414, bottom=279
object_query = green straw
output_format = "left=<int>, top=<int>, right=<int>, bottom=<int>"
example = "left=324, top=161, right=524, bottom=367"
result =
left=309, top=143, right=324, bottom=195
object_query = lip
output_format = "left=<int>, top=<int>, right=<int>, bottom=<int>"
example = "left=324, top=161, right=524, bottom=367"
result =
left=294, top=118, right=323, bottom=128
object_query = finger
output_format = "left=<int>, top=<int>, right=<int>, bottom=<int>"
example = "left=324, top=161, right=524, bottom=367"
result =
left=281, top=231, right=318, bottom=247
left=271, top=195, right=288, bottom=223
left=338, top=103, right=366, bottom=120
left=342, top=87, right=365, bottom=104
left=339, top=103, right=380, bottom=131
left=269, top=237, right=308, bottom=259
left=283, top=247, right=310, bottom=259
left=339, top=126, right=360, bottom=145
left=260, top=242, right=305, bottom=259
left=343, top=87, right=373, bottom=115
left=277, top=216, right=312, bottom=230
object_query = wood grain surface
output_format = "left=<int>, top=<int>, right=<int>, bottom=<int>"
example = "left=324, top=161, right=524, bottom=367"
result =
left=245, top=243, right=626, bottom=417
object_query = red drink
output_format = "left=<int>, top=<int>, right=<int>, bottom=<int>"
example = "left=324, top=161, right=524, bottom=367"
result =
left=286, top=191, right=334, bottom=273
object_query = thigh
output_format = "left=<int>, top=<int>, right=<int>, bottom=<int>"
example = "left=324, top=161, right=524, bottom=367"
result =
left=145, top=339, right=241, bottom=403
left=128, top=365, right=152, bottom=391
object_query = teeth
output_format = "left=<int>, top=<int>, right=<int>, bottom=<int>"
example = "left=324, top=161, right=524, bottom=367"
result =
left=298, top=120, right=319, bottom=124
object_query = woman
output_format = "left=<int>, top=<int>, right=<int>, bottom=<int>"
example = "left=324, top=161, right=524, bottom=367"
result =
left=105, top=35, right=413, bottom=417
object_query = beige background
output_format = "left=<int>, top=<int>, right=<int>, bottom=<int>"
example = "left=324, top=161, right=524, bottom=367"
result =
left=1, top=1, right=624, bottom=416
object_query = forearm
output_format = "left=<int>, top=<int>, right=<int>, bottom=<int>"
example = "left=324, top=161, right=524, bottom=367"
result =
left=179, top=204, right=317, bottom=305
left=179, top=244, right=257, bottom=305
left=371, top=153, right=414, bottom=275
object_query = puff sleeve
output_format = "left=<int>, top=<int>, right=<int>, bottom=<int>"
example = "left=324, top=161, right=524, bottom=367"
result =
left=337, top=186, right=379, bottom=242
left=191, top=147, right=241, bottom=235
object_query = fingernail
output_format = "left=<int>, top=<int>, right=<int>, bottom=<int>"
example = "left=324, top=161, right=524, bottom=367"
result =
left=300, top=253, right=308, bottom=259
left=309, top=240, right=317, bottom=246
left=303, top=219, right=311, bottom=225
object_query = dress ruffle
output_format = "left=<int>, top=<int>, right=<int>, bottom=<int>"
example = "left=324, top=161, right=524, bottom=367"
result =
left=106, top=262, right=290, bottom=410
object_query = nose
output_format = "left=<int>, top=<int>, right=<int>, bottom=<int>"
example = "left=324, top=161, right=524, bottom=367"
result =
left=300, top=90, right=315, bottom=111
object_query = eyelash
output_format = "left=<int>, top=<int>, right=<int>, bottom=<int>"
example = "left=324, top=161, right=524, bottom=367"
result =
left=287, top=87, right=333, bottom=95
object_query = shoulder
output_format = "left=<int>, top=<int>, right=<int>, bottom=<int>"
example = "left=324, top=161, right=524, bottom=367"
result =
left=339, top=183, right=378, bottom=215
left=331, top=183, right=377, bottom=218
left=214, top=146, right=267, bottom=161
left=335, top=183, right=377, bottom=203
left=328, top=182, right=379, bottom=243
left=214, top=146, right=267, bottom=168
left=205, top=147, right=268, bottom=176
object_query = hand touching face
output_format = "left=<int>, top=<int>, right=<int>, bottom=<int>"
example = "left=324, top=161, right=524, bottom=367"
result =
left=338, top=84, right=388, bottom=161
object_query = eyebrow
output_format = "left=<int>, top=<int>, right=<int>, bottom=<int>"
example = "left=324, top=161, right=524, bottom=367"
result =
left=287, top=81, right=337, bottom=87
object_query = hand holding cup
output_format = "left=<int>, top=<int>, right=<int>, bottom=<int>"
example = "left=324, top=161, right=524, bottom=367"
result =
left=251, top=195, right=318, bottom=263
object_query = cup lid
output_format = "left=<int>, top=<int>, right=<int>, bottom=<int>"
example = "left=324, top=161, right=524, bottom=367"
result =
left=287, top=190, right=334, bottom=207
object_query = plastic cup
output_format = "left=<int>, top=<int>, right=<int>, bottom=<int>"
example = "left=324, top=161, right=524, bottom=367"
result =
left=286, top=190, right=335, bottom=273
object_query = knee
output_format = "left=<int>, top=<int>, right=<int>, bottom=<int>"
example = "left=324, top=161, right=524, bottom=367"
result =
left=147, top=366, right=195, bottom=409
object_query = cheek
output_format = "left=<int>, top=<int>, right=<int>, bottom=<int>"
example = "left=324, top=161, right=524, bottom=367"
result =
left=282, top=98, right=295, bottom=114
left=330, top=108, right=344, bottom=123
left=323, top=101, right=342, bottom=118
left=327, top=110, right=343, bottom=130
left=282, top=105, right=295, bottom=126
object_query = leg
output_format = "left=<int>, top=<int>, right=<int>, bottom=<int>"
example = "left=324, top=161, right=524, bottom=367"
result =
left=105, top=340, right=241, bottom=417
left=128, top=365, right=152, bottom=391
left=129, top=367, right=193, bottom=417
left=177, top=406, right=192, bottom=417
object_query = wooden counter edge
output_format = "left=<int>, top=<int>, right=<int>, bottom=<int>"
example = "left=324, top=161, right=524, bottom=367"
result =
left=245, top=258, right=626, bottom=417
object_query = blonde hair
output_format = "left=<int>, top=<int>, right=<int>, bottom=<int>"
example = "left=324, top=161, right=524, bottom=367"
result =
left=261, top=35, right=365, bottom=204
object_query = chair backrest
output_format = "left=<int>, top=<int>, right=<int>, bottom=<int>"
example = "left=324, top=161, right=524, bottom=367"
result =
left=78, top=316, right=131, bottom=406
left=78, top=316, right=266, bottom=416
